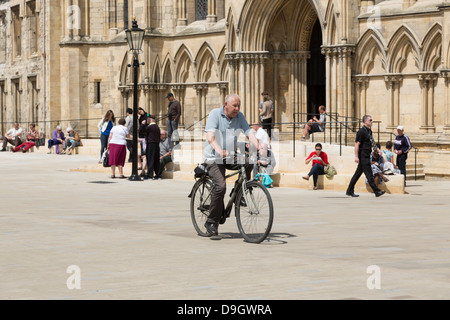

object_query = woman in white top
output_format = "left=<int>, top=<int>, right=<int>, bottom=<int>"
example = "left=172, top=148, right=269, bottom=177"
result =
left=108, top=118, right=130, bottom=178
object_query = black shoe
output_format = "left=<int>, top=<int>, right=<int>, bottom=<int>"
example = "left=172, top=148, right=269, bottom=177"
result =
left=0, top=149, right=6, bottom=152
left=204, top=222, right=218, bottom=236
left=375, top=190, right=385, bottom=197
left=346, top=191, right=359, bottom=197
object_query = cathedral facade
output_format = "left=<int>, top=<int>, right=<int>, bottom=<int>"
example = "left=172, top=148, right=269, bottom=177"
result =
left=1, top=0, right=450, bottom=138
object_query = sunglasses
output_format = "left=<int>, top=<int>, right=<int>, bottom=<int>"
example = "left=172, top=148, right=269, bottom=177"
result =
left=316, top=148, right=322, bottom=151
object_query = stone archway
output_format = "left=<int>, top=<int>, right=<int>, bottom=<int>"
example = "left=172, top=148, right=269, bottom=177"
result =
left=226, top=0, right=325, bottom=130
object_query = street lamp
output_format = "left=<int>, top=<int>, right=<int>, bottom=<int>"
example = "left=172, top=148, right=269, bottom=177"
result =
left=125, top=18, right=145, bottom=181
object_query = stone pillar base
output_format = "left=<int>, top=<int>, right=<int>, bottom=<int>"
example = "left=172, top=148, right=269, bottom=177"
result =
left=420, top=125, right=436, bottom=133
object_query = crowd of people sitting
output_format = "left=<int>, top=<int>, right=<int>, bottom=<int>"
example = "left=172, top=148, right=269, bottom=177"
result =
left=0, top=122, right=83, bottom=155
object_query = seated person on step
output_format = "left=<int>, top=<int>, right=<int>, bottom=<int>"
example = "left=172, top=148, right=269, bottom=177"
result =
left=13, top=123, right=40, bottom=153
left=158, top=130, right=173, bottom=178
left=248, top=122, right=276, bottom=181
left=303, top=143, right=328, bottom=190
left=1, top=122, right=24, bottom=152
left=301, top=105, right=326, bottom=141
left=61, top=127, right=82, bottom=155
left=371, top=145, right=389, bottom=185
left=382, top=140, right=400, bottom=175
left=48, top=126, right=65, bottom=154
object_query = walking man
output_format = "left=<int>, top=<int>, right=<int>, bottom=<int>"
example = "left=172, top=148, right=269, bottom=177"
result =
left=394, top=125, right=412, bottom=185
left=346, top=115, right=385, bottom=198
left=166, top=92, right=182, bottom=147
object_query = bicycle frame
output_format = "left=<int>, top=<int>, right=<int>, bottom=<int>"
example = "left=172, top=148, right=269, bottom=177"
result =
left=195, top=165, right=253, bottom=218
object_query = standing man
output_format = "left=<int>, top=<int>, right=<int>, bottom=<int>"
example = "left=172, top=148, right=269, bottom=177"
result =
left=394, top=125, right=412, bottom=185
left=166, top=92, right=182, bottom=147
left=259, top=92, right=273, bottom=139
left=125, top=108, right=133, bottom=162
left=346, top=115, right=385, bottom=198
left=203, top=94, right=260, bottom=236
left=1, top=122, right=23, bottom=151
left=140, top=115, right=161, bottom=180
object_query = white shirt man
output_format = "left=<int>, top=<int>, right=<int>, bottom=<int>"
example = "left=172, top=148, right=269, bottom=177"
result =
left=1, top=122, right=23, bottom=151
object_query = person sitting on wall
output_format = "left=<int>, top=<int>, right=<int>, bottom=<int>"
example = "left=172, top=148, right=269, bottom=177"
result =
left=12, top=123, right=39, bottom=153
left=1, top=122, right=24, bottom=152
left=47, top=126, right=65, bottom=154
left=61, top=127, right=82, bottom=155
left=301, top=105, right=326, bottom=141
left=158, top=130, right=173, bottom=178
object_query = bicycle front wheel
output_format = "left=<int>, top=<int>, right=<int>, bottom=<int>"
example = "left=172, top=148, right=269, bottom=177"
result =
left=235, top=180, right=274, bottom=243
left=190, top=179, right=214, bottom=237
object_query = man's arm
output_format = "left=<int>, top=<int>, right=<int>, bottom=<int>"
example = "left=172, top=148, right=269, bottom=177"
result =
left=354, top=141, right=360, bottom=163
left=175, top=101, right=181, bottom=123
left=206, top=131, right=228, bottom=158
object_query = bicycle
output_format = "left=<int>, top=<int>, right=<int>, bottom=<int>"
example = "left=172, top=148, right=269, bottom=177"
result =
left=188, top=158, right=274, bottom=244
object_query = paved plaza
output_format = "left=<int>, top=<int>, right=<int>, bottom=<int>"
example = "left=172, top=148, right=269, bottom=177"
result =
left=1, top=152, right=450, bottom=300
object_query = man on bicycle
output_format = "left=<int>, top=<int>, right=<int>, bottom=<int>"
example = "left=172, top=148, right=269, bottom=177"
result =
left=203, top=94, right=259, bottom=236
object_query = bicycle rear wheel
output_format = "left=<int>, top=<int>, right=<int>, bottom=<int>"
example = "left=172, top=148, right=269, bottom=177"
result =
left=190, top=179, right=214, bottom=237
left=235, top=180, right=274, bottom=243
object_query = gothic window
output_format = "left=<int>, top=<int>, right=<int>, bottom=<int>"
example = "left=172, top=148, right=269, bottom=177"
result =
left=196, top=0, right=208, bottom=21
left=27, top=1, right=38, bottom=55
left=11, top=5, right=21, bottom=58
left=0, top=11, right=6, bottom=63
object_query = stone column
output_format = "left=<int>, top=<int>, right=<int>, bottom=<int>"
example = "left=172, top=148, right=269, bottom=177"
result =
left=207, top=0, right=217, bottom=24
left=272, top=54, right=281, bottom=128
left=418, top=73, right=438, bottom=133
left=441, top=70, right=450, bottom=133
left=384, top=75, right=402, bottom=129
left=322, top=48, right=332, bottom=117
left=63, top=0, right=73, bottom=41
left=355, top=76, right=369, bottom=123
left=176, top=0, right=187, bottom=30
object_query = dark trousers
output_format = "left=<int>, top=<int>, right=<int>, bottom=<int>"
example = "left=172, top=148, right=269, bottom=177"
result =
left=205, top=161, right=253, bottom=225
left=159, top=155, right=172, bottom=176
left=126, top=140, right=133, bottom=162
left=262, top=118, right=272, bottom=138
left=308, top=163, right=325, bottom=187
left=2, top=137, right=22, bottom=150
left=346, top=155, right=381, bottom=194
left=146, top=142, right=161, bottom=178
left=100, top=134, right=109, bottom=158
left=396, top=153, right=408, bottom=182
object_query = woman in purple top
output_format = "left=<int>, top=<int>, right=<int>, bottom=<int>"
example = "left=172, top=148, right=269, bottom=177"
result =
left=47, top=126, right=65, bottom=154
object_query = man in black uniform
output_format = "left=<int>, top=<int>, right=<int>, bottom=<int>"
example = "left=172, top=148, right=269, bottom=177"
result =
left=346, top=115, right=385, bottom=198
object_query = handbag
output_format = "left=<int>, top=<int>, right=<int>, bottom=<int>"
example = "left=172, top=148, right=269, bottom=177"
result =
left=102, top=150, right=111, bottom=168
left=324, top=164, right=337, bottom=178
left=35, top=138, right=45, bottom=147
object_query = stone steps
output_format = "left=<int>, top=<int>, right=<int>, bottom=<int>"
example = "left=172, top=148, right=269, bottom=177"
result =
left=68, top=138, right=406, bottom=194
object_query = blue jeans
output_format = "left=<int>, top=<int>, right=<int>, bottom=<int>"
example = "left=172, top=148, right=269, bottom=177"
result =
left=308, top=163, right=325, bottom=187
left=100, top=134, right=109, bottom=158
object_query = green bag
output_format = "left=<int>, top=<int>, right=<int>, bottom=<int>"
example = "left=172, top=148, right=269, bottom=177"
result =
left=324, top=164, right=337, bottom=178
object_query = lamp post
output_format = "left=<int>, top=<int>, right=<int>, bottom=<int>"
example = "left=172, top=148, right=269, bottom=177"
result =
left=125, top=19, right=145, bottom=181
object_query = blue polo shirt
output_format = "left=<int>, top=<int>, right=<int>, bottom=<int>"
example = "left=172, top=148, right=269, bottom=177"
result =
left=203, top=107, right=251, bottom=161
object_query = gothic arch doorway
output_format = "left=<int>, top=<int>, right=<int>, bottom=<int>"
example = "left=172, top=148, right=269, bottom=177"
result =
left=229, top=0, right=326, bottom=129
left=307, top=19, right=326, bottom=120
